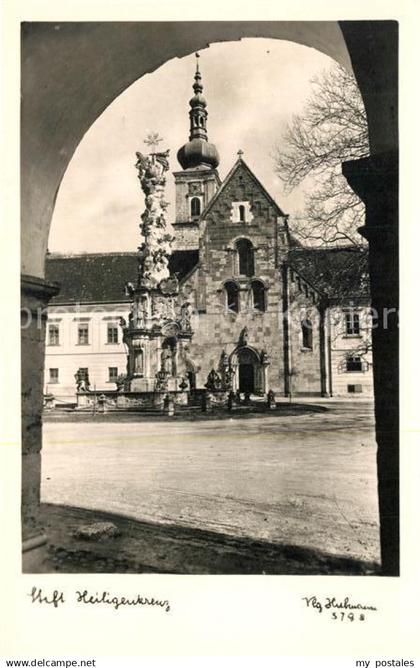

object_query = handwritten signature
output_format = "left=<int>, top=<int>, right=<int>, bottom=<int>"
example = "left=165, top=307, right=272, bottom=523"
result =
left=302, top=595, right=377, bottom=615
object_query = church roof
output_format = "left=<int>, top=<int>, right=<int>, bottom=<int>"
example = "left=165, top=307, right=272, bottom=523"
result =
left=287, top=246, right=370, bottom=302
left=201, top=156, right=286, bottom=219
left=45, top=251, right=199, bottom=304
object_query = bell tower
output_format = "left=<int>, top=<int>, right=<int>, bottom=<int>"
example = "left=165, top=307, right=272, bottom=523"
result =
left=173, top=54, right=221, bottom=247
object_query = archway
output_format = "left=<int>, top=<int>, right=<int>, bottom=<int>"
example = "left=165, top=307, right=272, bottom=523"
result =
left=231, top=346, right=263, bottom=394
left=20, top=21, right=398, bottom=575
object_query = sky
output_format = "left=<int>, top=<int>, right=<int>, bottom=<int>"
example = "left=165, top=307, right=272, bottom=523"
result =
left=49, top=38, right=336, bottom=254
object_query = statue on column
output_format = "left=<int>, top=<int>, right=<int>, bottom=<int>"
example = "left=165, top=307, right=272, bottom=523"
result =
left=161, top=348, right=173, bottom=375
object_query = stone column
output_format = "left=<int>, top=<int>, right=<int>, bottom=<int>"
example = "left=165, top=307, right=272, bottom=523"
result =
left=343, top=151, right=399, bottom=576
left=21, top=274, right=59, bottom=572
left=319, top=301, right=329, bottom=397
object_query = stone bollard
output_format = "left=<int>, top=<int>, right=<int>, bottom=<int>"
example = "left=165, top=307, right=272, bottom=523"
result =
left=227, top=390, right=235, bottom=411
left=267, top=389, right=276, bottom=410
left=201, top=392, right=209, bottom=413
left=164, top=394, right=175, bottom=416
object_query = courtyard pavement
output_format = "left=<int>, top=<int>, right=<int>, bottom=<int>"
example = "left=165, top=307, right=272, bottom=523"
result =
left=41, top=400, right=380, bottom=567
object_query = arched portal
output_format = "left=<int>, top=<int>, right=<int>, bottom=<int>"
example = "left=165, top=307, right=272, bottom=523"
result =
left=231, top=346, right=262, bottom=395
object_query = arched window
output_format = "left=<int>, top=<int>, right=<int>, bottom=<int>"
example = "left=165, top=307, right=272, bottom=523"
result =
left=236, top=238, right=254, bottom=277
left=301, top=318, right=313, bottom=349
left=190, top=197, right=201, bottom=218
left=251, top=280, right=266, bottom=312
left=225, top=281, right=239, bottom=313
left=239, top=204, right=246, bottom=222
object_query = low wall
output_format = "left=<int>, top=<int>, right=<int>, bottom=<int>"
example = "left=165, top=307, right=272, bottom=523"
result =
left=76, top=389, right=189, bottom=410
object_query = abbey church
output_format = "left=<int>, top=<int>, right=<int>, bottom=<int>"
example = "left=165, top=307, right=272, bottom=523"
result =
left=44, top=60, right=373, bottom=401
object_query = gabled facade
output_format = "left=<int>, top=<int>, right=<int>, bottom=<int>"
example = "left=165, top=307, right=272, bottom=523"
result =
left=172, top=153, right=324, bottom=395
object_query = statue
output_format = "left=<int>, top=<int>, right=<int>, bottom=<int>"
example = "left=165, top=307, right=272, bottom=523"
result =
left=125, top=282, right=135, bottom=298
left=267, top=389, right=276, bottom=409
left=179, top=377, right=189, bottom=391
left=155, top=370, right=168, bottom=392
left=161, top=348, right=173, bottom=375
left=224, top=366, right=234, bottom=390
left=180, top=302, right=193, bottom=332
left=74, top=368, right=90, bottom=393
left=260, top=349, right=270, bottom=365
left=205, top=368, right=222, bottom=391
left=132, top=298, right=145, bottom=329
left=115, top=374, right=126, bottom=392
left=239, top=327, right=249, bottom=346
left=219, top=350, right=229, bottom=369
left=154, top=149, right=170, bottom=173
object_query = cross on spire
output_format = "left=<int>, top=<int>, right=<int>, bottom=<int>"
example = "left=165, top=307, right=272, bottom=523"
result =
left=237, top=149, right=244, bottom=159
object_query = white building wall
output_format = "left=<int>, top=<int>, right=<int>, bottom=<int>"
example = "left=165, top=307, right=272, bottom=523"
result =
left=327, top=305, right=374, bottom=397
left=44, top=302, right=130, bottom=401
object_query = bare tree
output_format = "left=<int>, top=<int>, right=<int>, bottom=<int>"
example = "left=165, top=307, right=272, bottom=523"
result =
left=274, top=64, right=370, bottom=247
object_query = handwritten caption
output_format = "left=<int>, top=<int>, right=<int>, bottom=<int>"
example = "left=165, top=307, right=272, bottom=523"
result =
left=302, top=595, right=377, bottom=622
left=28, top=586, right=171, bottom=612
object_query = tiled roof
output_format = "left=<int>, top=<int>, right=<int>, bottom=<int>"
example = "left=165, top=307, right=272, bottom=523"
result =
left=287, top=246, right=370, bottom=301
left=45, top=251, right=199, bottom=304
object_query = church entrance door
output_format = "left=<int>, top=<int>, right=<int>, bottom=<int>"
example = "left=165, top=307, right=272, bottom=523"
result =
left=239, top=363, right=254, bottom=394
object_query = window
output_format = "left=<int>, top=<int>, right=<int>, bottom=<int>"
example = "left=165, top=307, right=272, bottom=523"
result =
left=236, top=238, right=254, bottom=277
left=78, top=324, right=89, bottom=345
left=301, top=318, right=313, bottom=349
left=48, top=324, right=59, bottom=346
left=108, top=367, right=118, bottom=382
left=348, top=384, right=363, bottom=393
left=49, top=368, right=59, bottom=383
left=190, top=197, right=201, bottom=218
left=251, top=280, right=266, bottom=312
left=239, top=204, right=246, bottom=222
left=346, top=355, right=363, bottom=372
left=345, top=311, right=361, bottom=335
left=107, top=324, right=118, bottom=344
left=225, top=281, right=239, bottom=313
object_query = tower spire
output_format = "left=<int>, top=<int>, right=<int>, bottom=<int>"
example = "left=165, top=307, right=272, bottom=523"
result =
left=193, top=52, right=203, bottom=94
left=177, top=54, right=220, bottom=170
left=188, top=53, right=207, bottom=142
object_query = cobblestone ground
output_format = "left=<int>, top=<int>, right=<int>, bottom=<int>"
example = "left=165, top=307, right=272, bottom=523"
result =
left=41, top=401, right=380, bottom=565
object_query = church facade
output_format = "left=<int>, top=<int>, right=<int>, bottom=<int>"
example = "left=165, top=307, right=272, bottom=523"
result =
left=44, top=60, right=373, bottom=402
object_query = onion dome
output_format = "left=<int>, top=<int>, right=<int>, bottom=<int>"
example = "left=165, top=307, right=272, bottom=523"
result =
left=177, top=54, right=220, bottom=170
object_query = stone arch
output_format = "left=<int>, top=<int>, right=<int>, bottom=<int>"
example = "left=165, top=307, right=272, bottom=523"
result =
left=229, top=345, right=264, bottom=394
left=21, top=23, right=358, bottom=279
left=20, top=22, right=399, bottom=574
